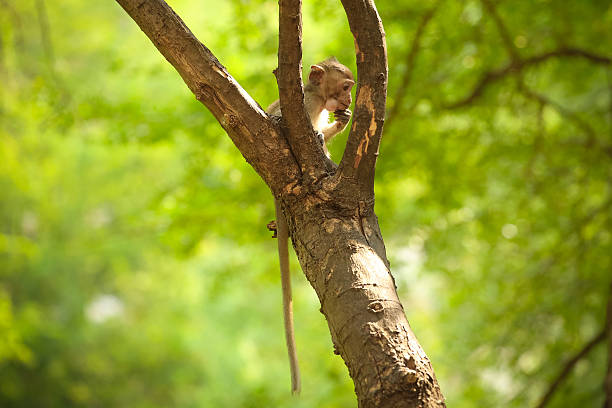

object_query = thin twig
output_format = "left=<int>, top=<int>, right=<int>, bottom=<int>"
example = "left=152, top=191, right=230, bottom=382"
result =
left=386, top=1, right=441, bottom=129
left=534, top=330, right=606, bottom=408
left=445, top=47, right=611, bottom=109
left=480, top=0, right=519, bottom=61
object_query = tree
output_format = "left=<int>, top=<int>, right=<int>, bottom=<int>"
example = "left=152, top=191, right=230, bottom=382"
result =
left=115, top=0, right=445, bottom=406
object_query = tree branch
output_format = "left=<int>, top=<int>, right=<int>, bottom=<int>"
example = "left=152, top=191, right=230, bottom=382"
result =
left=337, top=0, right=388, bottom=196
left=275, top=0, right=327, bottom=183
left=480, top=0, right=519, bottom=61
left=116, top=3, right=447, bottom=405
left=114, top=0, right=299, bottom=195
left=534, top=329, right=606, bottom=408
left=445, top=47, right=611, bottom=109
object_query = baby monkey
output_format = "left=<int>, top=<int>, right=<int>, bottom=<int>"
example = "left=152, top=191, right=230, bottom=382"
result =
left=266, top=57, right=354, bottom=394
left=267, top=56, right=355, bottom=155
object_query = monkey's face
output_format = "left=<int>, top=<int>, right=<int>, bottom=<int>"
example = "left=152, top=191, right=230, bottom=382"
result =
left=308, top=59, right=355, bottom=112
left=325, top=72, right=355, bottom=112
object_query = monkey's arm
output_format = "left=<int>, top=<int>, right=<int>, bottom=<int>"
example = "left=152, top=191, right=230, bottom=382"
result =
left=274, top=199, right=301, bottom=394
left=266, top=100, right=281, bottom=117
left=322, top=109, right=352, bottom=142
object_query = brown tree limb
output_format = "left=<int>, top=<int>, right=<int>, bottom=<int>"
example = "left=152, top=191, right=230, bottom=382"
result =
left=446, top=47, right=611, bottom=109
left=275, top=0, right=327, bottom=183
left=312, top=4, right=445, bottom=406
left=385, top=1, right=441, bottom=130
left=534, top=329, right=606, bottom=408
left=336, top=0, right=388, bottom=196
left=480, top=0, right=519, bottom=61
left=114, top=0, right=299, bottom=196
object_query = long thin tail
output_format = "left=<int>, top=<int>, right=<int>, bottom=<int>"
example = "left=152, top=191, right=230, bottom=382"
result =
left=275, top=199, right=301, bottom=394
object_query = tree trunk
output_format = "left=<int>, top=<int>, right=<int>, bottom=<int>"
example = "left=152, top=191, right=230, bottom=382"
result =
left=283, top=185, right=444, bottom=407
left=114, top=0, right=446, bottom=406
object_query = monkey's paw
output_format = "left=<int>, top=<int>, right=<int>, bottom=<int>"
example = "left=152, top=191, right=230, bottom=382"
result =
left=334, top=109, right=352, bottom=125
left=266, top=220, right=278, bottom=238
left=316, top=131, right=325, bottom=146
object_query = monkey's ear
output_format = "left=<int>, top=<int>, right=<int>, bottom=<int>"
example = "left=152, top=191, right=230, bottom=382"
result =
left=309, top=65, right=325, bottom=85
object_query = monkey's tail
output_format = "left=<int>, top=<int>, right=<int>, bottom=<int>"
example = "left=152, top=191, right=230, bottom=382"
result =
left=275, top=199, right=301, bottom=395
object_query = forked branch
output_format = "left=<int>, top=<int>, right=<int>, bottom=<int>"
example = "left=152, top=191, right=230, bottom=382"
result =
left=446, top=47, right=611, bottom=109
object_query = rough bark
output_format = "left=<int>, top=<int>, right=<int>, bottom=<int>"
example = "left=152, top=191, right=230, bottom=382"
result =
left=337, top=0, right=388, bottom=195
left=115, top=0, right=445, bottom=406
left=275, top=0, right=330, bottom=183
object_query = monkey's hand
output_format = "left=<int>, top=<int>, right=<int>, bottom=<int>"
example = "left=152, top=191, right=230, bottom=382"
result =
left=316, top=131, right=325, bottom=147
left=267, top=220, right=278, bottom=238
left=334, top=109, right=352, bottom=127
left=323, top=109, right=353, bottom=142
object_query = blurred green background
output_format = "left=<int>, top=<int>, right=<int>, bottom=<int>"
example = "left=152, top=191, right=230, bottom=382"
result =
left=1, top=0, right=610, bottom=406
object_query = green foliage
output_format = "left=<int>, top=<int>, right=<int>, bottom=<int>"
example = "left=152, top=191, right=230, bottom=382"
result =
left=1, top=0, right=610, bottom=406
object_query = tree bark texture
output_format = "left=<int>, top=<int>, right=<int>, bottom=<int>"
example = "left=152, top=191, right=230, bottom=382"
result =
left=115, top=0, right=445, bottom=406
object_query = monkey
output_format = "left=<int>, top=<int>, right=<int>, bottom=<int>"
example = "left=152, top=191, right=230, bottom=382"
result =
left=266, top=57, right=355, bottom=394
left=267, top=56, right=355, bottom=156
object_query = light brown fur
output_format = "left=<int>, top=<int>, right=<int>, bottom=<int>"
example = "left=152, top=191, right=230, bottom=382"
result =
left=267, top=57, right=355, bottom=155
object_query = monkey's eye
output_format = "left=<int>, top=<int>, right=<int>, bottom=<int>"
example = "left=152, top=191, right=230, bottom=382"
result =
left=343, top=84, right=350, bottom=91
